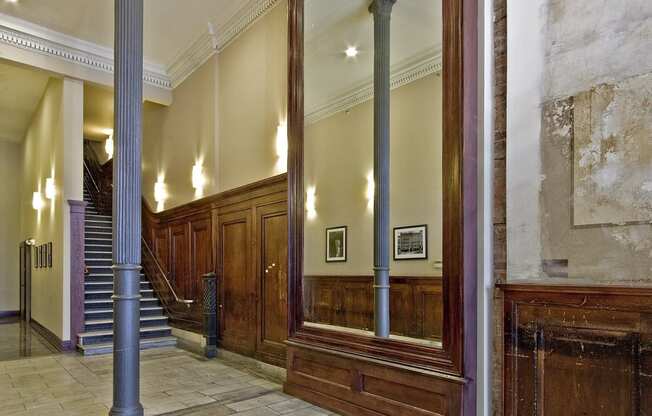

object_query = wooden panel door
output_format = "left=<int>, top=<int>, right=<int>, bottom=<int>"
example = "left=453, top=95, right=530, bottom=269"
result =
left=218, top=209, right=256, bottom=356
left=153, top=226, right=170, bottom=273
left=256, top=202, right=288, bottom=366
left=190, top=216, right=213, bottom=302
left=170, top=223, right=190, bottom=298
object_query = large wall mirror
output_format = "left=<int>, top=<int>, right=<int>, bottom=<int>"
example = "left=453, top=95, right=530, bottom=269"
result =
left=302, top=0, right=443, bottom=346
left=288, top=0, right=474, bottom=375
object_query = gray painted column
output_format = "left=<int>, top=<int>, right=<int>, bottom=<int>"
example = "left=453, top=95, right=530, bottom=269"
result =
left=111, top=0, right=144, bottom=415
left=370, top=0, right=395, bottom=338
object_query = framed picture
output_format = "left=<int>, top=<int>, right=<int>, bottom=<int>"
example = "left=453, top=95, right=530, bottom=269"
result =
left=34, top=246, right=39, bottom=268
left=47, top=242, right=53, bottom=268
left=393, top=225, right=428, bottom=260
left=41, top=245, right=45, bottom=267
left=325, top=226, right=347, bottom=262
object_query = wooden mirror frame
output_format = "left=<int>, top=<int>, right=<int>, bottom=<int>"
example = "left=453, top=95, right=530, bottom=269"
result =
left=287, top=0, right=477, bottom=378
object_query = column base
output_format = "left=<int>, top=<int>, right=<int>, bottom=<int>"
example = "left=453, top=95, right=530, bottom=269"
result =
left=109, top=404, right=144, bottom=416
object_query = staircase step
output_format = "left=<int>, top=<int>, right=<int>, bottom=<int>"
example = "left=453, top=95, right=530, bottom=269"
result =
left=85, top=297, right=160, bottom=309
left=85, top=281, right=151, bottom=291
left=85, top=289, right=154, bottom=300
left=77, top=336, right=177, bottom=356
left=84, top=306, right=164, bottom=320
left=78, top=325, right=173, bottom=346
left=84, top=315, right=169, bottom=331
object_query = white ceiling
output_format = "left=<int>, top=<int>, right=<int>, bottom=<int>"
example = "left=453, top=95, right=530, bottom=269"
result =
left=304, top=0, right=442, bottom=117
left=0, top=0, right=248, bottom=66
left=0, top=59, right=50, bottom=143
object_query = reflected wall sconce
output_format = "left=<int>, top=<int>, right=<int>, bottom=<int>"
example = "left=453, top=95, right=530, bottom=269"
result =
left=306, top=186, right=317, bottom=220
left=105, top=132, right=114, bottom=159
left=45, top=177, right=55, bottom=200
left=32, top=191, right=44, bottom=210
left=154, top=178, right=166, bottom=211
left=275, top=120, right=288, bottom=174
left=366, top=171, right=375, bottom=212
left=191, top=161, right=205, bottom=198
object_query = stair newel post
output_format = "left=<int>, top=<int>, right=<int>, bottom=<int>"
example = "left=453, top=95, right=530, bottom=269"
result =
left=111, top=0, right=144, bottom=415
left=202, top=272, right=218, bottom=358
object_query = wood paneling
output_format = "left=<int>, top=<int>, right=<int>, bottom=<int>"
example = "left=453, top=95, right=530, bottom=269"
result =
left=142, top=174, right=289, bottom=366
left=500, top=282, right=652, bottom=416
left=256, top=202, right=289, bottom=367
left=303, top=276, right=443, bottom=341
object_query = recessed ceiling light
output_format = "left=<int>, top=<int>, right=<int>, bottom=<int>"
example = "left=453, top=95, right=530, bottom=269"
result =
left=345, top=46, right=358, bottom=58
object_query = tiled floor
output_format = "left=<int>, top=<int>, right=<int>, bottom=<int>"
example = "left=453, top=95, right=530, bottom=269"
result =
left=0, top=318, right=58, bottom=361
left=0, top=347, right=338, bottom=416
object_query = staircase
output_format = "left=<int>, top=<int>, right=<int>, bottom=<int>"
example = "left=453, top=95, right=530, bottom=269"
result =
left=77, top=186, right=177, bottom=355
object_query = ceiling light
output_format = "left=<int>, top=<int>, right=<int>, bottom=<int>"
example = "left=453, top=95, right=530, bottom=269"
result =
left=345, top=46, right=358, bottom=58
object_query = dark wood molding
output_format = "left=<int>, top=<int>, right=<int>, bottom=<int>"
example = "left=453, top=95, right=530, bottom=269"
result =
left=285, top=0, right=478, bottom=412
left=30, top=318, right=74, bottom=352
left=68, top=199, right=86, bottom=348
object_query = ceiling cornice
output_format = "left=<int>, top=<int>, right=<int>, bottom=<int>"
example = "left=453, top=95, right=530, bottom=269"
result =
left=167, top=0, right=281, bottom=88
left=0, top=12, right=171, bottom=89
left=305, top=50, right=443, bottom=126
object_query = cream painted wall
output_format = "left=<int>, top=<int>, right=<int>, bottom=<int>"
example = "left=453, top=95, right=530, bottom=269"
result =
left=0, top=141, right=22, bottom=312
left=304, top=74, right=443, bottom=277
left=20, top=77, right=83, bottom=341
left=142, top=0, right=288, bottom=210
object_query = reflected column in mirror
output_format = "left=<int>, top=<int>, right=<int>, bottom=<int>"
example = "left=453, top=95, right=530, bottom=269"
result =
left=302, top=0, right=443, bottom=346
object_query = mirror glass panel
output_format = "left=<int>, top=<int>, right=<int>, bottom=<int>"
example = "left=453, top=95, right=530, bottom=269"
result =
left=302, top=0, right=443, bottom=345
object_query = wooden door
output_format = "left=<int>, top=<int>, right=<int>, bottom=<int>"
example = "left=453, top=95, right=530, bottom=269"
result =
left=190, top=216, right=213, bottom=302
left=255, top=202, right=288, bottom=366
left=218, top=209, right=256, bottom=356
left=170, top=223, right=190, bottom=298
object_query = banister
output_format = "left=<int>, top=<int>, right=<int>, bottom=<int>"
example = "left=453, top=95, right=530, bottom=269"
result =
left=141, top=236, right=194, bottom=307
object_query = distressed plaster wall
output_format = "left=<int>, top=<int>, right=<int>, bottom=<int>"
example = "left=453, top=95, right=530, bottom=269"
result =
left=507, top=0, right=652, bottom=281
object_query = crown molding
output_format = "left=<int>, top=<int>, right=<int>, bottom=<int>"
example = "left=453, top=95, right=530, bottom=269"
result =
left=0, top=12, right=171, bottom=89
left=305, top=51, right=443, bottom=125
left=167, top=0, right=281, bottom=88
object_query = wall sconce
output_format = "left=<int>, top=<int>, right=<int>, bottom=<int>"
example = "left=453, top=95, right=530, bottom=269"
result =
left=366, top=171, right=375, bottom=212
left=191, top=161, right=205, bottom=198
left=45, top=177, right=55, bottom=200
left=275, top=120, right=288, bottom=174
left=154, top=178, right=166, bottom=211
left=105, top=133, right=114, bottom=159
left=306, top=186, right=317, bottom=220
left=32, top=191, right=44, bottom=210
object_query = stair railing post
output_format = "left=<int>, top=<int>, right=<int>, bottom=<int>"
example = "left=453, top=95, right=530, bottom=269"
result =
left=202, top=272, right=218, bottom=358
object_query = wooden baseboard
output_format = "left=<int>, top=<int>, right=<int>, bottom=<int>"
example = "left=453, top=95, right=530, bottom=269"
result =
left=30, top=318, right=74, bottom=352
left=285, top=382, right=383, bottom=416
left=0, top=310, right=19, bottom=318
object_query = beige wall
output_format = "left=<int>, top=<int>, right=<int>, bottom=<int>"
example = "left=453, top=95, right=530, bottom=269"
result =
left=20, top=77, right=83, bottom=340
left=304, top=74, right=443, bottom=277
left=0, top=141, right=22, bottom=312
left=142, top=1, right=288, bottom=210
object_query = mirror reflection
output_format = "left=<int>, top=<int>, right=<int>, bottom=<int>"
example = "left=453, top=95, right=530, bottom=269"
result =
left=303, top=0, right=443, bottom=346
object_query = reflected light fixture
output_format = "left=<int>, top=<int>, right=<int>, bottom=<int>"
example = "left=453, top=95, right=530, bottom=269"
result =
left=275, top=120, right=288, bottom=173
left=105, top=133, right=114, bottom=160
left=345, top=46, right=358, bottom=58
left=191, top=161, right=205, bottom=198
left=306, top=186, right=317, bottom=220
left=366, top=171, right=375, bottom=212
left=45, top=177, right=55, bottom=200
left=32, top=191, right=44, bottom=210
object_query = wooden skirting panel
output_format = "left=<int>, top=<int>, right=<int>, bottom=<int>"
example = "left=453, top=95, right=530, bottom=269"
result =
left=143, top=174, right=289, bottom=367
left=30, top=319, right=73, bottom=352
left=304, top=275, right=443, bottom=341
left=499, top=281, right=652, bottom=415
left=285, top=342, right=464, bottom=416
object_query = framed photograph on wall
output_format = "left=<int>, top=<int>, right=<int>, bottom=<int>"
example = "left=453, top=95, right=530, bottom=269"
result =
left=325, top=226, right=347, bottom=262
left=41, top=245, right=45, bottom=267
left=34, top=246, right=39, bottom=268
left=48, top=242, right=53, bottom=268
left=393, top=225, right=428, bottom=260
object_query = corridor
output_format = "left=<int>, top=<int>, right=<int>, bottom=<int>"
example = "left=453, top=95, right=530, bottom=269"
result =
left=0, top=348, right=335, bottom=416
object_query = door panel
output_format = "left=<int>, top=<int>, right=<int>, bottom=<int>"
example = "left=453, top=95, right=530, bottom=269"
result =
left=190, top=217, right=212, bottom=302
left=218, top=210, right=256, bottom=356
left=153, top=226, right=170, bottom=273
left=170, top=223, right=190, bottom=298
left=256, top=203, right=288, bottom=365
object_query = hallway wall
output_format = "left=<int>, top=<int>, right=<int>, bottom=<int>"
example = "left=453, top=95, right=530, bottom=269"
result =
left=142, top=0, right=288, bottom=211
left=0, top=141, right=23, bottom=313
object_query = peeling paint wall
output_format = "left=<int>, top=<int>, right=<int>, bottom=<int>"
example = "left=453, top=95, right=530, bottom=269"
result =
left=508, top=1, right=652, bottom=281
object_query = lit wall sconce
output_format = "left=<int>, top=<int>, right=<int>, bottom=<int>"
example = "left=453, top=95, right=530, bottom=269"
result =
left=32, top=191, right=44, bottom=210
left=154, top=178, right=166, bottom=211
left=366, top=171, right=375, bottom=212
left=306, top=186, right=317, bottom=220
left=191, top=161, right=205, bottom=198
left=45, top=177, right=56, bottom=200
left=105, top=133, right=114, bottom=159
left=275, top=120, right=288, bottom=174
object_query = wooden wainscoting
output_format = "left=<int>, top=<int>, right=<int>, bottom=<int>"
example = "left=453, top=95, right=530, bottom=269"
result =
left=499, top=281, right=652, bottom=415
left=143, top=174, right=288, bottom=366
left=303, top=275, right=443, bottom=341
